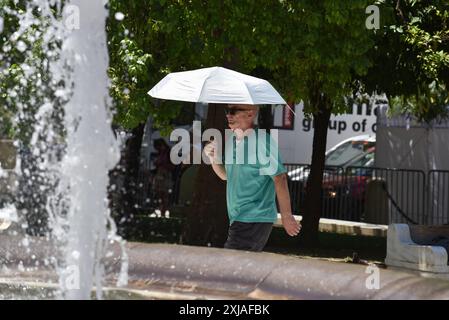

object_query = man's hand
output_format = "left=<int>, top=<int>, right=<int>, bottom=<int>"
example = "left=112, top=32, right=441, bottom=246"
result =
left=281, top=214, right=301, bottom=237
left=204, top=140, right=227, bottom=180
left=273, top=174, right=300, bottom=237
left=204, top=140, right=217, bottom=163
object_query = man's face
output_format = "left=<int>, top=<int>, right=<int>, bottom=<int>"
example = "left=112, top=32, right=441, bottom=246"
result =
left=225, top=104, right=256, bottom=131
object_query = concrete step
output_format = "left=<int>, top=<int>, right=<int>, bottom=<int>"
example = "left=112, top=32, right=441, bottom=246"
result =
left=275, top=214, right=388, bottom=237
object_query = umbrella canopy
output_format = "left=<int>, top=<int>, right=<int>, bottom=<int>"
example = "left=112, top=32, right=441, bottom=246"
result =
left=148, top=66, right=287, bottom=105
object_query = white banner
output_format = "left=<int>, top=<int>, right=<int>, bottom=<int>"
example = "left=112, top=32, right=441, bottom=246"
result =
left=274, top=102, right=379, bottom=164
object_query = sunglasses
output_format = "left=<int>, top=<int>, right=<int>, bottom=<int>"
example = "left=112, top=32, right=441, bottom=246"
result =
left=224, top=107, right=249, bottom=115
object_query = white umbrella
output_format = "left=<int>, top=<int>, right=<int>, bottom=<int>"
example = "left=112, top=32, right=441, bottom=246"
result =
left=148, top=66, right=288, bottom=106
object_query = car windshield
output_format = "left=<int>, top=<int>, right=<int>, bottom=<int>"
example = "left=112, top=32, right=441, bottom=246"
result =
left=347, top=150, right=375, bottom=167
left=325, top=140, right=375, bottom=167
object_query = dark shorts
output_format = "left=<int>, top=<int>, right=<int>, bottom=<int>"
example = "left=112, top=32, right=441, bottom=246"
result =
left=224, top=221, right=273, bottom=252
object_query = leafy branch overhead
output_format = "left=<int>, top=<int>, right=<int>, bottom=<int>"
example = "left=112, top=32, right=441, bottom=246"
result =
left=365, top=0, right=449, bottom=122
left=107, top=0, right=376, bottom=126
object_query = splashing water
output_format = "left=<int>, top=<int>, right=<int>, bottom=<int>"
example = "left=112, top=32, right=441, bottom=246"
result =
left=57, top=0, right=127, bottom=300
left=1, top=0, right=128, bottom=299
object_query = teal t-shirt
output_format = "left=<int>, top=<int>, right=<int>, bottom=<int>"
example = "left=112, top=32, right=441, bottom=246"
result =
left=224, top=129, right=286, bottom=224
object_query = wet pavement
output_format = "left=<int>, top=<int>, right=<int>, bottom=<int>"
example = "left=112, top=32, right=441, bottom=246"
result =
left=1, top=234, right=449, bottom=299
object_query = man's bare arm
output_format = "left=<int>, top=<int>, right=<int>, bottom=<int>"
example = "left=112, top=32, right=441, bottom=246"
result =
left=204, top=141, right=227, bottom=180
left=273, top=173, right=301, bottom=236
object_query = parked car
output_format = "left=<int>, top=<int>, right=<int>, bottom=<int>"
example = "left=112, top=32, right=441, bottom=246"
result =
left=287, top=135, right=376, bottom=221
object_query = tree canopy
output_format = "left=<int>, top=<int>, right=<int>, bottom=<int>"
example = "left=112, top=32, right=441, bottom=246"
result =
left=365, top=0, right=449, bottom=122
left=1, top=0, right=447, bottom=245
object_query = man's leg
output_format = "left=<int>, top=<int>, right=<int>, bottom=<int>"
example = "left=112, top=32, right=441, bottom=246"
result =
left=224, top=221, right=273, bottom=252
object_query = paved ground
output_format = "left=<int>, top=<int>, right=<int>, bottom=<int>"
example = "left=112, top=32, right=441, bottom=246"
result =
left=1, top=233, right=449, bottom=299
left=274, top=214, right=388, bottom=237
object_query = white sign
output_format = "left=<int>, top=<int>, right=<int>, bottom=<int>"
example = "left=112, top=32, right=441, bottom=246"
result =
left=275, top=102, right=379, bottom=164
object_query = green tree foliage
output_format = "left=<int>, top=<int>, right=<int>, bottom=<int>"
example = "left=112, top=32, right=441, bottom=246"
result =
left=274, top=1, right=376, bottom=246
left=3, top=0, right=445, bottom=246
left=279, top=1, right=375, bottom=112
left=0, top=0, right=26, bottom=139
left=107, top=1, right=194, bottom=234
left=106, top=0, right=377, bottom=246
left=107, top=1, right=195, bottom=132
left=0, top=0, right=66, bottom=142
left=0, top=0, right=67, bottom=236
left=365, top=0, right=449, bottom=122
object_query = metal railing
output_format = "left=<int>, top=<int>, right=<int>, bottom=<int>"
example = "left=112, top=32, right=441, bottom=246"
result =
left=428, top=170, right=449, bottom=225
left=134, top=161, right=449, bottom=225
left=286, top=164, right=449, bottom=226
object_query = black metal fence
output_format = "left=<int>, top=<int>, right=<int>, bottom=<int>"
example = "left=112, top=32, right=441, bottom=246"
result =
left=428, top=170, right=449, bottom=225
left=286, top=164, right=449, bottom=225
left=135, top=161, right=449, bottom=226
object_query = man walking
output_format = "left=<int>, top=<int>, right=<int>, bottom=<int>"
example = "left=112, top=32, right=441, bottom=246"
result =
left=204, top=104, right=301, bottom=252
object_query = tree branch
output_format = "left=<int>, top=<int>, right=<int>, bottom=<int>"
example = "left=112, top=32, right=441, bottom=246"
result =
left=395, top=0, right=407, bottom=25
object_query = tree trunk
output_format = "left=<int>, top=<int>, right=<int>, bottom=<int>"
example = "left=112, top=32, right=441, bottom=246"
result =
left=299, top=97, right=331, bottom=247
left=183, top=104, right=228, bottom=247
left=110, top=122, right=145, bottom=237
